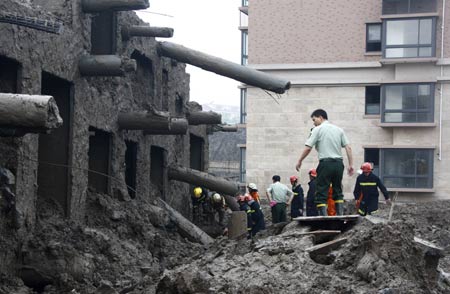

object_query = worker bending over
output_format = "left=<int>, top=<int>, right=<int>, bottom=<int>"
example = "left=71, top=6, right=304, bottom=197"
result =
left=237, top=194, right=265, bottom=239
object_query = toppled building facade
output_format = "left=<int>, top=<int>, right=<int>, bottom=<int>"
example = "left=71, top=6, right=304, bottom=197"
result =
left=0, top=0, right=210, bottom=275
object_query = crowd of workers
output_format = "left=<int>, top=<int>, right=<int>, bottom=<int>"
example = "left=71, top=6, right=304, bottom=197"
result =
left=191, top=109, right=391, bottom=239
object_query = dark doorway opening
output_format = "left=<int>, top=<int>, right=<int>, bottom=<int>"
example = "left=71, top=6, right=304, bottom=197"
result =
left=37, top=72, right=73, bottom=215
left=91, top=11, right=117, bottom=55
left=125, top=140, right=137, bottom=198
left=0, top=56, right=20, bottom=93
left=190, top=134, right=204, bottom=171
left=131, top=50, right=155, bottom=104
left=88, top=127, right=111, bottom=194
left=150, top=146, right=166, bottom=198
left=162, top=69, right=169, bottom=111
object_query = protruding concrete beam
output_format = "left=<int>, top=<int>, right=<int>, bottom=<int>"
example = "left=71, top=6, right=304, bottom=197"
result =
left=79, top=55, right=136, bottom=76
left=212, top=124, right=239, bottom=132
left=118, top=112, right=188, bottom=135
left=122, top=26, right=174, bottom=40
left=81, top=0, right=149, bottom=13
left=0, top=93, right=62, bottom=135
left=157, top=41, right=291, bottom=94
left=168, top=166, right=239, bottom=196
left=187, top=111, right=222, bottom=125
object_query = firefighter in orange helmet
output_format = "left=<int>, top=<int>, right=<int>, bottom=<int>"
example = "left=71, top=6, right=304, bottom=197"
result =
left=353, top=162, right=391, bottom=216
left=306, top=169, right=318, bottom=216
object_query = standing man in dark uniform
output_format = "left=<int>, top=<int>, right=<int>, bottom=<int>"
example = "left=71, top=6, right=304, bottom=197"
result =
left=306, top=168, right=318, bottom=216
left=288, top=175, right=304, bottom=218
left=295, top=109, right=354, bottom=216
left=353, top=162, right=391, bottom=216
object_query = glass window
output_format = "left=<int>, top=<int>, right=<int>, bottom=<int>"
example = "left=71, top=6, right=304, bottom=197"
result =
left=240, top=11, right=248, bottom=27
left=239, top=147, right=246, bottom=183
left=241, top=30, right=248, bottom=65
left=365, top=86, right=381, bottom=114
left=240, top=88, right=247, bottom=124
left=381, top=149, right=433, bottom=188
left=382, top=0, right=436, bottom=14
left=382, top=83, right=434, bottom=123
left=242, top=0, right=248, bottom=7
left=366, top=23, right=382, bottom=52
left=384, top=18, right=435, bottom=58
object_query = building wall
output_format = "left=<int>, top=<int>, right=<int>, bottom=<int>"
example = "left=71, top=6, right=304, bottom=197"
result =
left=249, top=0, right=450, bottom=64
left=0, top=0, right=209, bottom=230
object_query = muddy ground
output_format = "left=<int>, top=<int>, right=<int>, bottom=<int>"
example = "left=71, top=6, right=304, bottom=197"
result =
left=1, top=197, right=450, bottom=294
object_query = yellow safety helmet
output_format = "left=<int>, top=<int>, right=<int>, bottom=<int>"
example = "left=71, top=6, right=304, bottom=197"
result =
left=193, top=187, right=203, bottom=198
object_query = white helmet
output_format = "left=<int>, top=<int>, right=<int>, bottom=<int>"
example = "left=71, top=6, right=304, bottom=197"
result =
left=248, top=183, right=257, bottom=190
left=212, top=193, right=222, bottom=203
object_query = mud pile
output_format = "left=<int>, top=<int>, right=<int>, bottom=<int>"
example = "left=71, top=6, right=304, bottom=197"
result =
left=2, top=199, right=450, bottom=294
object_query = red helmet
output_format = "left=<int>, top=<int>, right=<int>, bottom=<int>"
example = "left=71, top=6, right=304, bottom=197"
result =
left=309, top=168, right=317, bottom=177
left=237, top=194, right=252, bottom=203
left=361, top=162, right=372, bottom=173
left=289, top=175, right=298, bottom=183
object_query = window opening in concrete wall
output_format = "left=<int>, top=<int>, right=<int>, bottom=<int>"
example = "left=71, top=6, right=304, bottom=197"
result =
left=241, top=30, right=248, bottom=65
left=150, top=146, right=166, bottom=197
left=381, top=83, right=434, bottom=122
left=175, top=93, right=184, bottom=115
left=366, top=23, right=381, bottom=52
left=162, top=69, right=169, bottom=111
left=190, top=134, right=204, bottom=171
left=88, top=127, right=111, bottom=194
left=38, top=72, right=73, bottom=215
left=131, top=50, right=155, bottom=104
left=125, top=140, right=137, bottom=199
left=91, top=11, right=117, bottom=54
left=365, top=86, right=381, bottom=115
left=0, top=56, right=20, bottom=93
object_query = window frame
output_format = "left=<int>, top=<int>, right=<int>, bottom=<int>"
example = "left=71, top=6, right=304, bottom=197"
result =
left=365, top=85, right=381, bottom=115
left=364, top=148, right=434, bottom=189
left=239, top=147, right=246, bottom=183
left=382, top=0, right=437, bottom=15
left=241, top=30, right=248, bottom=65
left=380, top=83, right=435, bottom=123
left=366, top=23, right=382, bottom=52
left=380, top=148, right=434, bottom=189
left=240, top=88, right=247, bottom=124
left=382, top=17, right=436, bottom=59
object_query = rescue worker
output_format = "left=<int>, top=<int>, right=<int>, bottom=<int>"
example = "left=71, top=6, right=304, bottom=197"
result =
left=247, top=183, right=261, bottom=203
left=288, top=175, right=304, bottom=218
left=353, top=162, right=391, bottom=216
left=209, top=192, right=226, bottom=226
left=191, top=186, right=209, bottom=223
left=306, top=168, right=318, bottom=216
left=237, top=194, right=265, bottom=239
left=266, top=175, right=293, bottom=223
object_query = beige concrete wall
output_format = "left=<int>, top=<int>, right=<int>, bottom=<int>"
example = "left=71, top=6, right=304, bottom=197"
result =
left=249, top=0, right=450, bottom=64
left=246, top=80, right=450, bottom=201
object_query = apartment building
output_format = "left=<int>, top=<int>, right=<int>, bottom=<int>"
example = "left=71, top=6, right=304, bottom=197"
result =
left=242, top=0, right=450, bottom=200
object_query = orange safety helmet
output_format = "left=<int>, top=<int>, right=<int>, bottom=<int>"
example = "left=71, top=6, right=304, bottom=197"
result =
left=289, top=175, right=298, bottom=184
left=361, top=162, right=373, bottom=173
left=309, top=168, right=317, bottom=177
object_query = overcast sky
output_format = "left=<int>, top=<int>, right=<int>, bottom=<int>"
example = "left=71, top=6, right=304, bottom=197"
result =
left=136, top=0, right=242, bottom=107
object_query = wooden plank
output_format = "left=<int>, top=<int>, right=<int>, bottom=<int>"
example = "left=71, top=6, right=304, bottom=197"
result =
left=306, top=237, right=348, bottom=255
left=284, top=230, right=341, bottom=238
left=293, top=215, right=360, bottom=222
left=157, top=198, right=214, bottom=245
left=414, top=236, right=444, bottom=252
